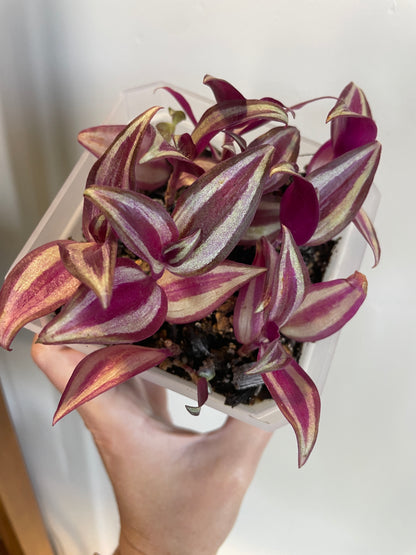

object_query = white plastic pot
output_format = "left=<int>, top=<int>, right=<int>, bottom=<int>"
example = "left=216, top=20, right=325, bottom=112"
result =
left=10, top=84, right=380, bottom=431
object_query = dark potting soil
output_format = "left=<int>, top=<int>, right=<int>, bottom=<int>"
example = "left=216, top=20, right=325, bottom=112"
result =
left=141, top=239, right=338, bottom=408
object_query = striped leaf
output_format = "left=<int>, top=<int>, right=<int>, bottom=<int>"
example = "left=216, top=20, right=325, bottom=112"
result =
left=38, top=258, right=167, bottom=345
left=245, top=338, right=291, bottom=375
left=281, top=271, right=367, bottom=342
left=240, top=195, right=281, bottom=245
left=0, top=242, right=80, bottom=350
left=163, top=229, right=201, bottom=267
left=262, top=358, right=321, bottom=467
left=327, top=82, right=373, bottom=122
left=191, top=99, right=288, bottom=154
left=185, top=377, right=209, bottom=416
left=171, top=145, right=274, bottom=275
left=354, top=207, right=381, bottom=267
left=58, top=238, right=118, bottom=309
left=234, top=228, right=309, bottom=345
left=307, top=141, right=381, bottom=245
left=268, top=226, right=310, bottom=327
left=327, top=82, right=378, bottom=157
left=233, top=242, right=268, bottom=345
left=307, top=83, right=377, bottom=174
left=138, top=126, right=202, bottom=175
left=203, top=74, right=246, bottom=103
left=249, top=126, right=300, bottom=194
left=83, top=107, right=161, bottom=241
left=79, top=124, right=172, bottom=192
left=78, top=125, right=125, bottom=157
left=84, top=186, right=179, bottom=278
left=53, top=344, right=171, bottom=423
left=158, top=261, right=265, bottom=324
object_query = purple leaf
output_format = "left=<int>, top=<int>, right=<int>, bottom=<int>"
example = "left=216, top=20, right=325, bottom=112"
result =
left=79, top=124, right=172, bottom=192
left=0, top=242, right=80, bottom=350
left=158, top=86, right=198, bottom=126
left=174, top=132, right=197, bottom=159
left=222, top=130, right=247, bottom=154
left=354, top=207, right=381, bottom=267
left=139, top=125, right=203, bottom=177
left=83, top=107, right=161, bottom=241
left=250, top=126, right=300, bottom=193
left=279, top=173, right=319, bottom=245
left=171, top=145, right=274, bottom=275
left=328, top=82, right=378, bottom=157
left=332, top=82, right=373, bottom=117
left=332, top=116, right=378, bottom=158
left=239, top=194, right=281, bottom=245
left=288, top=95, right=338, bottom=112
left=262, top=358, right=321, bottom=467
left=164, top=155, right=217, bottom=208
left=185, top=377, right=209, bottom=416
left=234, top=228, right=309, bottom=345
left=53, top=344, right=171, bottom=423
left=268, top=226, right=310, bottom=327
left=233, top=242, right=268, bottom=345
left=85, top=108, right=161, bottom=191
left=58, top=238, right=118, bottom=309
left=38, top=258, right=167, bottom=345
left=306, top=139, right=335, bottom=175
left=249, top=125, right=300, bottom=165
left=84, top=186, right=179, bottom=278
left=163, top=229, right=201, bottom=267
left=245, top=338, right=291, bottom=375
left=281, top=271, right=368, bottom=342
left=191, top=100, right=288, bottom=154
left=78, top=125, right=125, bottom=157
left=307, top=142, right=381, bottom=245
left=203, top=74, right=246, bottom=102
left=252, top=237, right=280, bottom=316
left=158, top=261, right=266, bottom=324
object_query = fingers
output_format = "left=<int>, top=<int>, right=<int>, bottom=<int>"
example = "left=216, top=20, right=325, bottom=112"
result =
left=31, top=337, right=171, bottom=426
left=31, top=339, right=86, bottom=393
left=31, top=337, right=272, bottom=466
left=31, top=339, right=109, bottom=427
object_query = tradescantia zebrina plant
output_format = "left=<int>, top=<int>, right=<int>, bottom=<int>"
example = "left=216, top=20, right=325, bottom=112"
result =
left=0, top=76, right=381, bottom=467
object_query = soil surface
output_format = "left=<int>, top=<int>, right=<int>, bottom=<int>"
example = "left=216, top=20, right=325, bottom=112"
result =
left=142, top=239, right=338, bottom=407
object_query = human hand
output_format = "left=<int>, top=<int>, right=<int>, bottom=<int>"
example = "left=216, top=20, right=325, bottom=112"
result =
left=31, top=340, right=272, bottom=555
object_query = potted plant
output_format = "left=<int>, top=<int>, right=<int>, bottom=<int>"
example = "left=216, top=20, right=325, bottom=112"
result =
left=0, top=76, right=381, bottom=467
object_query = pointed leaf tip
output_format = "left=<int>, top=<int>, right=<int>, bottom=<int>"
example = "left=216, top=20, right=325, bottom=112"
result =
left=53, top=344, right=171, bottom=423
left=171, top=144, right=274, bottom=275
left=281, top=271, right=368, bottom=342
left=84, top=186, right=178, bottom=277
left=0, top=242, right=80, bottom=350
left=262, top=358, right=320, bottom=467
left=38, top=258, right=167, bottom=345
left=307, top=141, right=381, bottom=245
left=159, top=261, right=266, bottom=324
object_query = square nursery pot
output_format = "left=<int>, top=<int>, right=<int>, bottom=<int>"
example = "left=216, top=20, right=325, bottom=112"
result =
left=10, top=84, right=380, bottom=432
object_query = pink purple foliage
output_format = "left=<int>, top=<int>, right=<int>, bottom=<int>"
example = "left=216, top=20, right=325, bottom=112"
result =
left=0, top=77, right=381, bottom=466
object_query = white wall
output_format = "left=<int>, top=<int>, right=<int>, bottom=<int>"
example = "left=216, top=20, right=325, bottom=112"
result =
left=1, top=1, right=415, bottom=553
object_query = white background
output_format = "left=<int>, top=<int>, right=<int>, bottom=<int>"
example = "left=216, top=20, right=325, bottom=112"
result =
left=0, top=1, right=415, bottom=553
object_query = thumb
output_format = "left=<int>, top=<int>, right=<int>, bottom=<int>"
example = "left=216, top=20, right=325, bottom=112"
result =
left=31, top=339, right=86, bottom=394
left=30, top=339, right=112, bottom=426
